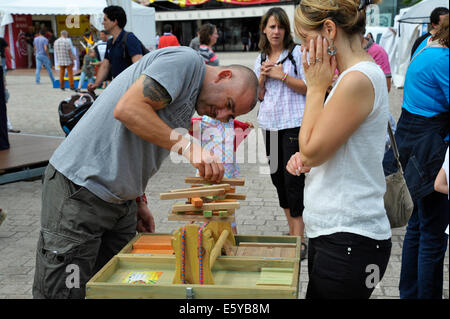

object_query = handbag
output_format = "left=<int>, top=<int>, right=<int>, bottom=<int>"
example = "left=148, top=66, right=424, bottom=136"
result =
left=384, top=122, right=414, bottom=228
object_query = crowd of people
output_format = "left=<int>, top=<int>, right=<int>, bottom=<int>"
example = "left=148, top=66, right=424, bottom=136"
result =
left=0, top=0, right=448, bottom=301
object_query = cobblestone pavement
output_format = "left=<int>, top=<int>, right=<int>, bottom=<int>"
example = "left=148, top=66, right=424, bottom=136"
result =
left=0, top=52, right=448, bottom=299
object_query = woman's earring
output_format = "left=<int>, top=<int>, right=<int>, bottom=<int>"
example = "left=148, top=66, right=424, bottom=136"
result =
left=327, top=39, right=337, bottom=56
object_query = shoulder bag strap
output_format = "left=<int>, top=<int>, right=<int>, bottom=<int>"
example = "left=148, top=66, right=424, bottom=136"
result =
left=387, top=121, right=403, bottom=174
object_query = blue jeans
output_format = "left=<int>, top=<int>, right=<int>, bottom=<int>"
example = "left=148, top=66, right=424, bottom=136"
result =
left=78, top=71, right=94, bottom=89
left=35, top=54, right=55, bottom=84
left=399, top=191, right=449, bottom=299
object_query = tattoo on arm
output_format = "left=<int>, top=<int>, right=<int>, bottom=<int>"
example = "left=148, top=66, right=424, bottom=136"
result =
left=142, top=75, right=172, bottom=107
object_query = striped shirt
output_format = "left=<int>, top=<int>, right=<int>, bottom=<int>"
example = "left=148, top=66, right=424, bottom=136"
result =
left=54, top=37, right=72, bottom=66
left=253, top=45, right=306, bottom=131
left=199, top=45, right=219, bottom=66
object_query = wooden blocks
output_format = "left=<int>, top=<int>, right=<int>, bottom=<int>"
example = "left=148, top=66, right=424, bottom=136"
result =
left=160, top=189, right=225, bottom=200
left=185, top=177, right=245, bottom=186
left=171, top=202, right=240, bottom=213
left=191, top=197, right=203, bottom=208
left=130, top=235, right=174, bottom=255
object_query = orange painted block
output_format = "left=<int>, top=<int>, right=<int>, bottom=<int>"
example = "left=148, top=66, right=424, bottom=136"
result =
left=191, top=197, right=203, bottom=207
left=133, top=235, right=173, bottom=250
left=130, top=249, right=174, bottom=255
left=225, top=187, right=236, bottom=194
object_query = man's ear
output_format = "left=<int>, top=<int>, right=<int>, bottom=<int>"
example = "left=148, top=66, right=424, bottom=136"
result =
left=215, top=69, right=232, bottom=83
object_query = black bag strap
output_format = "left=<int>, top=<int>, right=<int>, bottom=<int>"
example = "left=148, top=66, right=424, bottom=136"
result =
left=121, top=31, right=131, bottom=61
left=387, top=121, right=403, bottom=174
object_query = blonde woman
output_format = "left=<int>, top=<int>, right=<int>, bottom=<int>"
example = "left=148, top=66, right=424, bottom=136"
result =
left=287, top=0, right=392, bottom=298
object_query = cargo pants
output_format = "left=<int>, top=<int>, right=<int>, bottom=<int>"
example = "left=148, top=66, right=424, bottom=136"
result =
left=32, top=164, right=137, bottom=299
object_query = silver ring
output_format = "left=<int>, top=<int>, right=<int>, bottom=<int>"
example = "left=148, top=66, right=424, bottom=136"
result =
left=316, top=58, right=322, bottom=63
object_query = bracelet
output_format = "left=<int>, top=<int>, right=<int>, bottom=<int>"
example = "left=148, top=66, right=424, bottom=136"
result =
left=281, top=73, right=288, bottom=82
left=182, top=140, right=192, bottom=156
left=136, top=194, right=147, bottom=204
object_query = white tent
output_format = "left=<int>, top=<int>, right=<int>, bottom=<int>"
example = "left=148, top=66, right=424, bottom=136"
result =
left=382, top=0, right=449, bottom=88
left=398, top=0, right=449, bottom=24
left=0, top=0, right=156, bottom=49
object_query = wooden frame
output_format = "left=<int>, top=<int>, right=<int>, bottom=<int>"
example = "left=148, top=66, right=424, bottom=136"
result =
left=86, top=255, right=299, bottom=299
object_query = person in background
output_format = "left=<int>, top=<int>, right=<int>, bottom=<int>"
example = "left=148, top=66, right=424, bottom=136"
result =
left=77, top=49, right=98, bottom=91
left=0, top=37, right=13, bottom=74
left=25, top=26, right=35, bottom=69
left=254, top=7, right=308, bottom=260
left=384, top=15, right=449, bottom=299
left=288, top=0, right=392, bottom=299
left=198, top=24, right=219, bottom=66
left=33, top=29, right=55, bottom=85
left=88, top=5, right=144, bottom=92
left=189, top=31, right=200, bottom=51
left=411, top=7, right=449, bottom=58
left=54, top=30, right=76, bottom=91
left=2, top=70, right=20, bottom=133
left=157, top=24, right=180, bottom=49
left=362, top=31, right=396, bottom=152
left=95, top=30, right=109, bottom=62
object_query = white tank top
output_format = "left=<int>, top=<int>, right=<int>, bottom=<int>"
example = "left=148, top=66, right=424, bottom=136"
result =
left=303, top=61, right=392, bottom=240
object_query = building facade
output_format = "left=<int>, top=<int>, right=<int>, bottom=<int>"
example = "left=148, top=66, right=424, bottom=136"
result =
left=140, top=0, right=412, bottom=51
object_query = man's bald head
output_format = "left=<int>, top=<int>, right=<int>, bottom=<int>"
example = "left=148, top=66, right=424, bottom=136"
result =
left=196, top=64, right=259, bottom=122
left=222, top=64, right=259, bottom=112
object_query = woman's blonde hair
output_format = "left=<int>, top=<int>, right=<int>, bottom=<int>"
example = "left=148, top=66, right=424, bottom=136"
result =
left=431, top=14, right=449, bottom=48
left=294, top=0, right=382, bottom=37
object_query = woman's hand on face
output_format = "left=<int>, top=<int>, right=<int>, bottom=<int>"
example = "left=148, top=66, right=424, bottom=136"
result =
left=286, top=152, right=311, bottom=176
left=302, top=36, right=337, bottom=92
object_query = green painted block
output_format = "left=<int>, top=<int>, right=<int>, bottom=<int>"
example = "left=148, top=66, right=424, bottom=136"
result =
left=218, top=211, right=228, bottom=217
left=203, top=210, right=213, bottom=217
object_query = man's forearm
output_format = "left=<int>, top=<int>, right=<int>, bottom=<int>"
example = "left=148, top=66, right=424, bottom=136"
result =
left=94, top=61, right=110, bottom=86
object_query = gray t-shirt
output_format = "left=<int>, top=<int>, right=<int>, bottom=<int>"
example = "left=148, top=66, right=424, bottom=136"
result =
left=50, top=47, right=206, bottom=203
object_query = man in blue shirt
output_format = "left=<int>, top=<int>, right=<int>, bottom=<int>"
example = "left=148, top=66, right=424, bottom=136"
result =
left=88, top=6, right=143, bottom=92
left=411, top=7, right=449, bottom=58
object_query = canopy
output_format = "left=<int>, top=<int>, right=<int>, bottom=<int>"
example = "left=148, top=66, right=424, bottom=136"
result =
left=0, top=0, right=156, bottom=49
left=398, top=0, right=449, bottom=24
left=378, top=0, right=448, bottom=88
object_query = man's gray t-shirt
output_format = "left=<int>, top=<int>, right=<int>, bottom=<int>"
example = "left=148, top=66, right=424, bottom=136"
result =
left=50, top=47, right=206, bottom=203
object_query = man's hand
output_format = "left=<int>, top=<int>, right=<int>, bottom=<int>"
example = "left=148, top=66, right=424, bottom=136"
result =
left=87, top=82, right=98, bottom=92
left=136, top=202, right=155, bottom=233
left=183, top=142, right=225, bottom=183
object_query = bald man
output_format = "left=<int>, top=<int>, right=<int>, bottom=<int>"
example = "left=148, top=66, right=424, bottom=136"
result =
left=33, top=46, right=258, bottom=299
